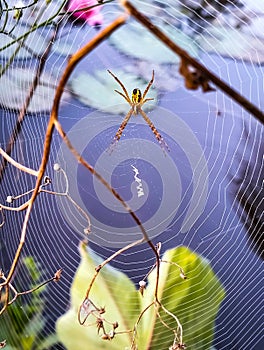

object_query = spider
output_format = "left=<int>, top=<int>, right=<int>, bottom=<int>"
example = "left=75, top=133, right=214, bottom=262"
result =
left=107, top=70, right=169, bottom=152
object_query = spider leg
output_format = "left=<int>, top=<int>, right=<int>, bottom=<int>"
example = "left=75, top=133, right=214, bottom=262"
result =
left=142, top=98, right=154, bottom=105
left=139, top=107, right=170, bottom=153
left=107, top=70, right=131, bottom=104
left=142, top=70, right=155, bottom=100
left=114, top=89, right=131, bottom=104
left=108, top=108, right=133, bottom=153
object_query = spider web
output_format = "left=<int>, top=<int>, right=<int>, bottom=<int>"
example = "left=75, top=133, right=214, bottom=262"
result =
left=0, top=0, right=263, bottom=349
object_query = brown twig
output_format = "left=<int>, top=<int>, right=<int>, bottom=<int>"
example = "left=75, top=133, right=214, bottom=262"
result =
left=1, top=2, right=259, bottom=346
left=0, top=25, right=59, bottom=182
left=0, top=14, right=141, bottom=296
left=131, top=301, right=155, bottom=348
left=0, top=7, right=188, bottom=347
left=55, top=120, right=161, bottom=301
left=121, top=0, right=264, bottom=126
left=0, top=201, right=30, bottom=212
left=78, top=238, right=144, bottom=325
left=0, top=269, right=62, bottom=316
left=41, top=166, right=92, bottom=233
left=45, top=15, right=163, bottom=334
left=0, top=147, right=38, bottom=177
left=47, top=14, right=160, bottom=304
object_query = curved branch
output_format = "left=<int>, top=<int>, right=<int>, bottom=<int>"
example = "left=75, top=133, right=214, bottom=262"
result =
left=1, top=14, right=134, bottom=288
left=122, top=0, right=264, bottom=125
left=0, top=147, right=38, bottom=177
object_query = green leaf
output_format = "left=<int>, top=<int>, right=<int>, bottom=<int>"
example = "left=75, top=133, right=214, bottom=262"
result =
left=109, top=21, right=199, bottom=64
left=52, top=28, right=95, bottom=56
left=198, top=25, right=264, bottom=63
left=0, top=68, right=70, bottom=113
left=70, top=69, right=158, bottom=114
left=138, top=246, right=225, bottom=350
left=0, top=256, right=47, bottom=349
left=23, top=256, right=41, bottom=283
left=0, top=28, right=48, bottom=60
left=0, top=298, right=44, bottom=346
left=56, top=242, right=142, bottom=349
left=56, top=244, right=225, bottom=350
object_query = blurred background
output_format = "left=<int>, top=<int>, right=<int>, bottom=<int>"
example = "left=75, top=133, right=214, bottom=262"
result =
left=0, top=0, right=263, bottom=349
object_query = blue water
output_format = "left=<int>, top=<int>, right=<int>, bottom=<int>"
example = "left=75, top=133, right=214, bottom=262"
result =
left=0, top=30, right=263, bottom=350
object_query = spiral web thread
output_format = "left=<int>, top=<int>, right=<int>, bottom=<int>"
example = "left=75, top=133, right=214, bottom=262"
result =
left=0, top=0, right=263, bottom=349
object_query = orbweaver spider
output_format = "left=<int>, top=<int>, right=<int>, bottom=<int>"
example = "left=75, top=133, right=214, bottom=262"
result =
left=107, top=70, right=169, bottom=152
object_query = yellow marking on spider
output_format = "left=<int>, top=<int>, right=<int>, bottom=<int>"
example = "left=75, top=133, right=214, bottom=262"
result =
left=132, top=88, right=142, bottom=103
left=107, top=69, right=169, bottom=153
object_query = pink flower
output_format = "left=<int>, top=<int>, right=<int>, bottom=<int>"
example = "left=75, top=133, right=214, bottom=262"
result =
left=68, top=0, right=103, bottom=26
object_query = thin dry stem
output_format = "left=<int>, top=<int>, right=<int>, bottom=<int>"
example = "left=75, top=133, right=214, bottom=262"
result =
left=0, top=201, right=30, bottom=212
left=0, top=180, right=52, bottom=213
left=121, top=0, right=264, bottom=126
left=0, top=17, right=60, bottom=182
left=0, top=269, right=62, bottom=315
left=0, top=210, right=4, bottom=227
left=0, top=14, right=128, bottom=289
left=131, top=301, right=155, bottom=349
left=159, top=303, right=183, bottom=344
left=78, top=238, right=144, bottom=325
left=54, top=120, right=160, bottom=300
left=161, top=260, right=187, bottom=279
left=41, top=167, right=91, bottom=233
left=0, top=147, right=38, bottom=177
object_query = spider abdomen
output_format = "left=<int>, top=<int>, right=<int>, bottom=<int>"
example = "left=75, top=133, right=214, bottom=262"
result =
left=132, top=88, right=142, bottom=103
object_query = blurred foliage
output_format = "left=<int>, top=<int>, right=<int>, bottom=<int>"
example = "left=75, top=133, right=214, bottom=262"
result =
left=0, top=256, right=58, bottom=350
left=0, top=0, right=262, bottom=113
left=109, top=21, right=199, bottom=64
left=70, top=69, right=158, bottom=114
left=179, top=0, right=244, bottom=31
left=57, top=243, right=225, bottom=350
left=0, top=68, right=70, bottom=112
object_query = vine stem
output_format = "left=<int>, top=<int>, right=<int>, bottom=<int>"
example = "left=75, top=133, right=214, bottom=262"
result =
left=0, top=25, right=59, bottom=181
left=0, top=14, right=123, bottom=286
left=0, top=0, right=68, bottom=53
left=55, top=119, right=160, bottom=300
left=1, top=14, right=160, bottom=312
left=0, top=269, right=62, bottom=316
left=121, top=0, right=264, bottom=126
left=2, top=0, right=38, bottom=12
left=0, top=147, right=38, bottom=177
left=78, top=238, right=145, bottom=325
